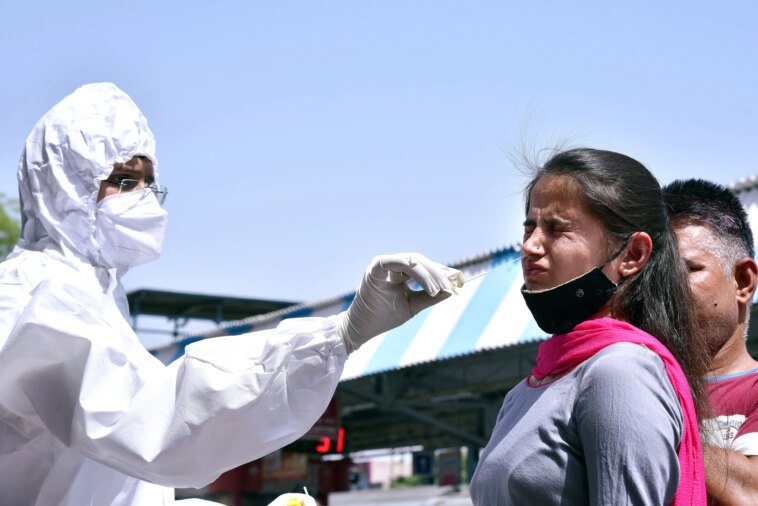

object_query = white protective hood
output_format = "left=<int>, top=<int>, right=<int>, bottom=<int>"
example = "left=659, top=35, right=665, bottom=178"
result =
left=16, top=82, right=159, bottom=268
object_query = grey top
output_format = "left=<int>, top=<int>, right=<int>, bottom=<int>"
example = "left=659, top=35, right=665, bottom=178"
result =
left=470, top=342, right=684, bottom=506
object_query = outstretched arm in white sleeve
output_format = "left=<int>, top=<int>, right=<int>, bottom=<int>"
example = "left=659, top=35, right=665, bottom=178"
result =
left=0, top=254, right=461, bottom=488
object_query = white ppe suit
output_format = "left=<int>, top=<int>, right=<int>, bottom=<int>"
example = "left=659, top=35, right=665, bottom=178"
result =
left=0, top=83, right=461, bottom=506
left=0, top=83, right=348, bottom=505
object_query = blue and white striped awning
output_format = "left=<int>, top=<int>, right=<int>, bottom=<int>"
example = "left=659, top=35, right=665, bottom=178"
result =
left=151, top=245, right=549, bottom=379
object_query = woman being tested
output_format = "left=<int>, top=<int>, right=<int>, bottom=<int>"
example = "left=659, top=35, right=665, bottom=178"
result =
left=0, top=83, right=462, bottom=505
left=470, top=148, right=710, bottom=505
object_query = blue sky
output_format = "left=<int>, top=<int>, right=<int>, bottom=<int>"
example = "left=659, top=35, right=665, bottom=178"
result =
left=1, top=0, right=757, bottom=308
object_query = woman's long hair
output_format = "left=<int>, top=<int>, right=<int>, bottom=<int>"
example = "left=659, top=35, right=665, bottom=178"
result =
left=524, top=148, right=711, bottom=423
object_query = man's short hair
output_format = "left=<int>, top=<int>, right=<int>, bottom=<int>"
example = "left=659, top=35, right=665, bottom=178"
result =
left=663, top=178, right=754, bottom=271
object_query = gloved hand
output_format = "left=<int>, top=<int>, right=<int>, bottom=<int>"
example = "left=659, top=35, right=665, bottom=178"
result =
left=337, top=253, right=464, bottom=353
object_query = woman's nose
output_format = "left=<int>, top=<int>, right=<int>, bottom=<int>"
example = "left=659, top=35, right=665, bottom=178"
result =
left=522, top=229, right=545, bottom=258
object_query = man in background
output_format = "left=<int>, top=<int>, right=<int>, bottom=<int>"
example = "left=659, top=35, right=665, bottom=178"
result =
left=664, top=179, right=758, bottom=505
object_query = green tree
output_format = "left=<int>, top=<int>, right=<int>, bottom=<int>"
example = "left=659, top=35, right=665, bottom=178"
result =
left=0, top=193, right=21, bottom=259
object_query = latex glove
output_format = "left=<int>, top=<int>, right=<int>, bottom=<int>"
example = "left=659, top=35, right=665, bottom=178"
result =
left=338, top=253, right=464, bottom=353
left=267, top=493, right=317, bottom=506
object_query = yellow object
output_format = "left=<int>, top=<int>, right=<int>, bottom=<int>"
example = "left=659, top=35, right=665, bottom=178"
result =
left=285, top=499, right=303, bottom=506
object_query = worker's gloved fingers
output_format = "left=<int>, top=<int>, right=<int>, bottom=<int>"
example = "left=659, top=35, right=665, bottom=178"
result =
left=408, top=289, right=454, bottom=317
left=340, top=253, right=463, bottom=354
left=408, top=259, right=464, bottom=296
left=372, top=253, right=463, bottom=295
left=371, top=254, right=415, bottom=281
left=386, top=270, right=410, bottom=285
left=438, top=266, right=464, bottom=294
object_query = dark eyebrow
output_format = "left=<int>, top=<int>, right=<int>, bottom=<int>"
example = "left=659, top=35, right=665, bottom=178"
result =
left=112, top=162, right=137, bottom=172
left=110, top=163, right=153, bottom=184
left=683, top=257, right=705, bottom=270
left=523, top=215, right=571, bottom=228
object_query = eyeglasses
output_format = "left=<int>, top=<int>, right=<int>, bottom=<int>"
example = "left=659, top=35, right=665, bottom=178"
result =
left=104, top=177, right=169, bottom=205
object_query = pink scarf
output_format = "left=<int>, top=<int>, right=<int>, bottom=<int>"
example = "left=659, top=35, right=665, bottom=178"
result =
left=532, top=317, right=705, bottom=506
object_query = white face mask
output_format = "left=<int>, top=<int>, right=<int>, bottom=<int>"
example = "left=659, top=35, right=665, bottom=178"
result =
left=94, top=189, right=168, bottom=274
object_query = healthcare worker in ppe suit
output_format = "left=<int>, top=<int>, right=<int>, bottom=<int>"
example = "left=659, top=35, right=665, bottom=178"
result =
left=0, top=83, right=463, bottom=506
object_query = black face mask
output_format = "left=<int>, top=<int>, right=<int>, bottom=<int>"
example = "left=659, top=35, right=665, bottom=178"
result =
left=521, top=238, right=630, bottom=335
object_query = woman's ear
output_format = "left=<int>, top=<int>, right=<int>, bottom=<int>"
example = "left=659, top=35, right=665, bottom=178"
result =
left=616, top=232, right=653, bottom=278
